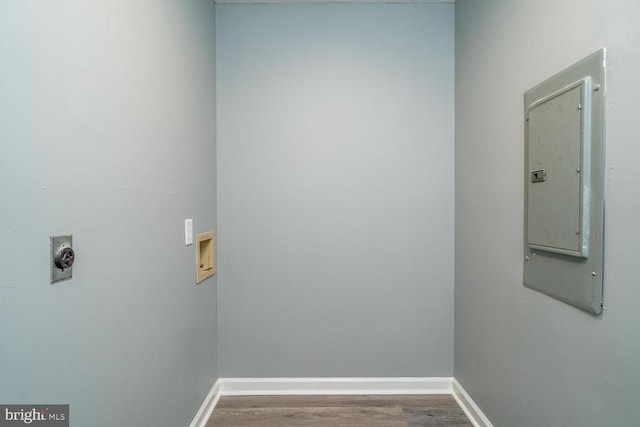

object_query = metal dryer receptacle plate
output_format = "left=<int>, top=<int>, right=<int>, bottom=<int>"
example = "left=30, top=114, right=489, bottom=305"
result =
left=51, top=235, right=73, bottom=284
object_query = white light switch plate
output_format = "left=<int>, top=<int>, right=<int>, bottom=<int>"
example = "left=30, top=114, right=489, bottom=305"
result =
left=185, top=219, right=193, bottom=246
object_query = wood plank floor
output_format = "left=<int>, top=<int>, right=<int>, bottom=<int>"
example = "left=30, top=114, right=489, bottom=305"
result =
left=207, top=395, right=472, bottom=427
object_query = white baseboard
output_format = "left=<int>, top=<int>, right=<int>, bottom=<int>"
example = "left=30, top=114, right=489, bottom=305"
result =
left=189, top=379, right=221, bottom=427
left=190, top=377, right=493, bottom=427
left=452, top=378, right=494, bottom=427
left=218, top=377, right=453, bottom=396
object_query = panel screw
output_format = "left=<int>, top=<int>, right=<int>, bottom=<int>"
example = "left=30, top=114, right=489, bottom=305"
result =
left=593, top=84, right=601, bottom=92
left=525, top=256, right=530, bottom=262
left=578, top=103, right=582, bottom=110
left=576, top=229, right=580, bottom=234
left=592, top=272, right=597, bottom=277
left=576, top=167, right=581, bottom=173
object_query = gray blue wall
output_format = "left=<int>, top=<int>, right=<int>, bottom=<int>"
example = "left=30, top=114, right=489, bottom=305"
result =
left=455, top=0, right=640, bottom=425
left=216, top=3, right=455, bottom=377
left=0, top=1, right=218, bottom=426
left=6, top=2, right=635, bottom=425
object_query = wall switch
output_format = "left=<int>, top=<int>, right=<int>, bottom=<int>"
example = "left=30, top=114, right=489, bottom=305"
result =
left=185, top=219, right=193, bottom=246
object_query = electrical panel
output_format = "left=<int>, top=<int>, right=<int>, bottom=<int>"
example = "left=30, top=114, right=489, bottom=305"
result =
left=524, top=49, right=606, bottom=314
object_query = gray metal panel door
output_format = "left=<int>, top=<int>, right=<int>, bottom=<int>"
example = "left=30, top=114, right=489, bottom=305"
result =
left=528, top=85, right=583, bottom=254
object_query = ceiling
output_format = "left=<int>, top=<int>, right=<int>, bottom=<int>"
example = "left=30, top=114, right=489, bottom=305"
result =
left=216, top=0, right=453, bottom=4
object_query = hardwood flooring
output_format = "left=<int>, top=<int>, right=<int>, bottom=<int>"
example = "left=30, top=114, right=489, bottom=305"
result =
left=207, top=395, right=472, bottom=427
